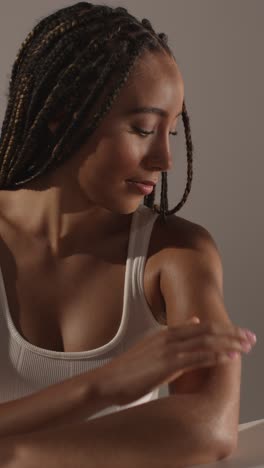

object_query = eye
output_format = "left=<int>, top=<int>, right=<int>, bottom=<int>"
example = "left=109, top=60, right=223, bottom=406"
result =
left=132, top=126, right=178, bottom=137
left=132, top=126, right=153, bottom=137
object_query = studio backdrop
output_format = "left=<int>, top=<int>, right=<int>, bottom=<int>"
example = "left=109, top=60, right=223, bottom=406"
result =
left=0, top=0, right=263, bottom=424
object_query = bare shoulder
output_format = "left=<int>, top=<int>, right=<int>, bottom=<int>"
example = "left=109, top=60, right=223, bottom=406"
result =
left=157, top=213, right=216, bottom=259
left=156, top=214, right=222, bottom=304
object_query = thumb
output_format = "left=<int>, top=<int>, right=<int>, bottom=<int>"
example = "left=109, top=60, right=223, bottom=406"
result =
left=187, top=316, right=200, bottom=324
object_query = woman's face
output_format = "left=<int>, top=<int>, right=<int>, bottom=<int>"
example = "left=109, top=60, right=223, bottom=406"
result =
left=53, top=50, right=184, bottom=216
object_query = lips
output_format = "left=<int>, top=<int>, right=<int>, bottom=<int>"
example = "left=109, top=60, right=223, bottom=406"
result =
left=126, top=180, right=154, bottom=195
left=128, top=179, right=157, bottom=186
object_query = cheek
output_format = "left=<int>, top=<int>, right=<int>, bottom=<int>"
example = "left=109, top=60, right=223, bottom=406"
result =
left=95, top=136, right=141, bottom=177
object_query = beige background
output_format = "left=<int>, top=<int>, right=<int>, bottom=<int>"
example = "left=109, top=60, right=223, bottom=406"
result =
left=0, top=1, right=263, bottom=424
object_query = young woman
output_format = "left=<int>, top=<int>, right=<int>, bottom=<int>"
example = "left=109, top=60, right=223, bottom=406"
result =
left=0, top=2, right=256, bottom=466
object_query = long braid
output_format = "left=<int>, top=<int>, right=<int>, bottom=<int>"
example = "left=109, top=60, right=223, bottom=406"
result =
left=0, top=2, right=194, bottom=227
left=0, top=3, right=92, bottom=142
left=144, top=100, right=193, bottom=224
left=7, top=35, right=150, bottom=185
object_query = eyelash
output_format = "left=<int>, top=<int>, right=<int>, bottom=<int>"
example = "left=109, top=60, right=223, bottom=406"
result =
left=132, top=126, right=178, bottom=137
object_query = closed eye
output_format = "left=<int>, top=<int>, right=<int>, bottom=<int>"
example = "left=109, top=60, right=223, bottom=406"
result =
left=132, top=126, right=178, bottom=137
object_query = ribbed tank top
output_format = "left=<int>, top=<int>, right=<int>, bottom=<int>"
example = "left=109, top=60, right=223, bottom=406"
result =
left=0, top=204, right=167, bottom=421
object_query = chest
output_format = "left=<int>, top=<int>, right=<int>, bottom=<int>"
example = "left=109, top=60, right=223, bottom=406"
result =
left=0, top=221, right=166, bottom=353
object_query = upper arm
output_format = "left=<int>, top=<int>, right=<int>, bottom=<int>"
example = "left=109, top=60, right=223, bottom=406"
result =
left=160, top=221, right=241, bottom=443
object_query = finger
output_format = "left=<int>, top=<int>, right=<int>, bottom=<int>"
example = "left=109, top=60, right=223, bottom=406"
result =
left=166, top=321, right=213, bottom=342
left=167, top=321, right=252, bottom=344
left=166, top=352, right=226, bottom=384
left=171, top=350, right=236, bottom=376
left=171, top=333, right=252, bottom=355
left=186, top=316, right=200, bottom=324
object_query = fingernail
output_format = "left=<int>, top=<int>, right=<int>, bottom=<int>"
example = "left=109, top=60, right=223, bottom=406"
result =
left=245, top=331, right=257, bottom=343
left=227, top=351, right=239, bottom=359
left=240, top=329, right=257, bottom=343
left=241, top=342, right=252, bottom=353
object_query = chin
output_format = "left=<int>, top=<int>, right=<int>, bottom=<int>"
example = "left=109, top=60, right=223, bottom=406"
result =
left=113, top=201, right=140, bottom=216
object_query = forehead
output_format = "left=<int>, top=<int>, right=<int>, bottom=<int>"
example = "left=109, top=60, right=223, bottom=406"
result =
left=109, top=50, right=184, bottom=116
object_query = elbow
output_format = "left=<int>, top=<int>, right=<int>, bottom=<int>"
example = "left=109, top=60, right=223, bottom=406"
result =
left=215, top=431, right=238, bottom=462
left=196, top=425, right=238, bottom=464
left=216, top=440, right=237, bottom=462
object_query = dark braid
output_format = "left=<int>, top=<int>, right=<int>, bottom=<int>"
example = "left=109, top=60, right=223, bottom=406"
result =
left=144, top=100, right=193, bottom=224
left=0, top=3, right=93, bottom=145
left=0, top=2, right=194, bottom=225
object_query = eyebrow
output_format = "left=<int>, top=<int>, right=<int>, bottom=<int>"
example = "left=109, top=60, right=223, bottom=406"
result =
left=127, top=106, right=183, bottom=118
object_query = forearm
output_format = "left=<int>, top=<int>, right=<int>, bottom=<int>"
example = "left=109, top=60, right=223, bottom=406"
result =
left=12, top=393, right=230, bottom=468
left=0, top=369, right=107, bottom=440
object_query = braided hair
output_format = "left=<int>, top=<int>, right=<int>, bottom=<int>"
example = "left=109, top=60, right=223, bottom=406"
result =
left=0, top=2, right=193, bottom=224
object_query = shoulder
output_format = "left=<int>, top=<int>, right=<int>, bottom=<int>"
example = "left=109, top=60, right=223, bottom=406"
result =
left=157, top=213, right=219, bottom=260
left=157, top=214, right=224, bottom=310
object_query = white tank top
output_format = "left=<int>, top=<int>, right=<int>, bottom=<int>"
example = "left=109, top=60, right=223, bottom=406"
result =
left=0, top=204, right=167, bottom=421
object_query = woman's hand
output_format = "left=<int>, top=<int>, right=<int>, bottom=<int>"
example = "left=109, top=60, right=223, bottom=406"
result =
left=94, top=317, right=256, bottom=406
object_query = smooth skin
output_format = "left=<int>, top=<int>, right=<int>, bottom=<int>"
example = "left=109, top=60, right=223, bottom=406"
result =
left=0, top=49, right=184, bottom=256
left=94, top=316, right=255, bottom=408
left=0, top=49, right=257, bottom=466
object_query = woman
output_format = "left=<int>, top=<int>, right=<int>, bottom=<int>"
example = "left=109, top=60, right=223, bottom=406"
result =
left=0, top=2, right=256, bottom=466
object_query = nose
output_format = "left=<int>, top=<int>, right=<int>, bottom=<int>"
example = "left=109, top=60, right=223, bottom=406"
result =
left=146, top=136, right=173, bottom=172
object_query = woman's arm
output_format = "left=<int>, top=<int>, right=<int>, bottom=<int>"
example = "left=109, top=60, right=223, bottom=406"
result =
left=0, top=369, right=106, bottom=440
left=6, top=392, right=232, bottom=468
